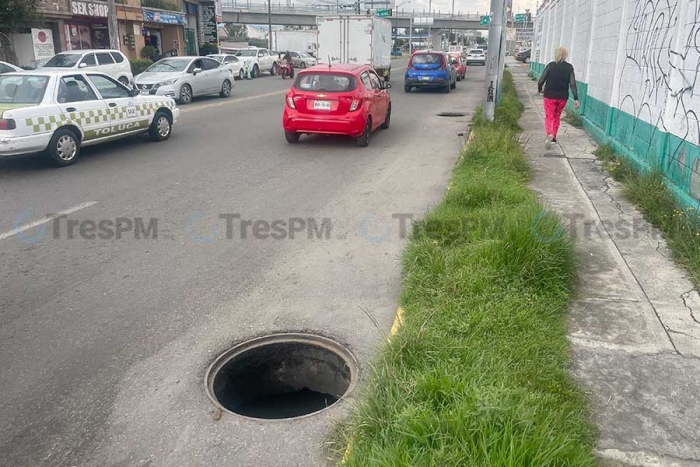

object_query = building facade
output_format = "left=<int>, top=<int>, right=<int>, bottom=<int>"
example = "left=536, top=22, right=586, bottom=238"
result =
left=8, top=0, right=221, bottom=68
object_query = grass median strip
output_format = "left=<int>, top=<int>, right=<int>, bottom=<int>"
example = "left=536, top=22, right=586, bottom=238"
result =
left=334, top=72, right=596, bottom=466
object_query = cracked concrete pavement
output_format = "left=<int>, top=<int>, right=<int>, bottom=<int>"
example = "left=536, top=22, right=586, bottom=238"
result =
left=510, top=59, right=700, bottom=467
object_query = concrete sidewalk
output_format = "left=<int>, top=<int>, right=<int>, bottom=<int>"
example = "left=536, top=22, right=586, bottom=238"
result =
left=509, top=59, right=700, bottom=467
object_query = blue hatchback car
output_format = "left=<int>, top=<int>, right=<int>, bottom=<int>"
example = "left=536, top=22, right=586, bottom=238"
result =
left=404, top=51, right=457, bottom=93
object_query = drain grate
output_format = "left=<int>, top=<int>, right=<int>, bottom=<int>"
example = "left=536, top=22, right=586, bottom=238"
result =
left=437, top=112, right=467, bottom=117
left=205, top=333, right=357, bottom=420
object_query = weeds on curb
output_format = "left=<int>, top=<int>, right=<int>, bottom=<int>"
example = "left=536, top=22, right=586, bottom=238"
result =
left=594, top=144, right=700, bottom=286
left=563, top=111, right=583, bottom=128
left=333, top=71, right=596, bottom=467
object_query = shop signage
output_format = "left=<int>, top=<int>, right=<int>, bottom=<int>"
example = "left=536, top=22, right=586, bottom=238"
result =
left=142, top=9, right=187, bottom=25
left=31, top=28, right=55, bottom=61
left=197, top=1, right=218, bottom=44
left=70, top=0, right=109, bottom=17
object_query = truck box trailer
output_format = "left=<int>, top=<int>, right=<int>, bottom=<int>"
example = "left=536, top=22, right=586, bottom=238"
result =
left=316, top=15, right=393, bottom=80
left=272, top=30, right=317, bottom=55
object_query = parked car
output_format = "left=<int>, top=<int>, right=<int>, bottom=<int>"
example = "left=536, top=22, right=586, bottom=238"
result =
left=404, top=51, right=457, bottom=93
left=447, top=52, right=467, bottom=81
left=465, top=48, right=486, bottom=66
left=207, top=54, right=244, bottom=80
left=288, top=51, right=317, bottom=69
left=0, top=70, right=179, bottom=166
left=234, top=47, right=279, bottom=78
left=0, top=61, right=22, bottom=74
left=516, top=49, right=532, bottom=63
left=283, top=64, right=391, bottom=147
left=133, top=56, right=233, bottom=105
left=42, top=50, right=133, bottom=86
left=391, top=48, right=403, bottom=57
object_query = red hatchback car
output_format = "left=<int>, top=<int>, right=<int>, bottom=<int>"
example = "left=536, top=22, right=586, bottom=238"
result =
left=447, top=52, right=467, bottom=81
left=283, top=64, right=391, bottom=147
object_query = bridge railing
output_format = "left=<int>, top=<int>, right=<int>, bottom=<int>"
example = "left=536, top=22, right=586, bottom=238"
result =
left=221, top=1, right=484, bottom=20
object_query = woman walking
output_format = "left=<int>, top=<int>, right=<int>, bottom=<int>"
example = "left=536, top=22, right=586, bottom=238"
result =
left=537, top=47, right=579, bottom=148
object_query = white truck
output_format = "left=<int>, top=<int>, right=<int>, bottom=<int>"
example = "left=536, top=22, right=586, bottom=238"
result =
left=272, top=30, right=317, bottom=55
left=316, top=15, right=393, bottom=81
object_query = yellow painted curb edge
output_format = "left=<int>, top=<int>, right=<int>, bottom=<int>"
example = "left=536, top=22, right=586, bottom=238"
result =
left=340, top=307, right=405, bottom=465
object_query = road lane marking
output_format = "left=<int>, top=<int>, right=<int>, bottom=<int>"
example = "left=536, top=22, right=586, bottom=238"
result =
left=181, top=90, right=288, bottom=114
left=0, top=201, right=97, bottom=241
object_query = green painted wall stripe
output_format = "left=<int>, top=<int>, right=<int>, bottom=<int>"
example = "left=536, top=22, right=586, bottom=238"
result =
left=530, top=62, right=700, bottom=211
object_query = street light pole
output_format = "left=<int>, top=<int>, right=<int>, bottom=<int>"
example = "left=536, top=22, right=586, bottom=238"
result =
left=483, top=0, right=505, bottom=121
left=107, top=0, right=119, bottom=50
left=267, top=0, right=273, bottom=50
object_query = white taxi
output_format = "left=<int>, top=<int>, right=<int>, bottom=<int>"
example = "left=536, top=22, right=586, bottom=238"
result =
left=0, top=69, right=180, bottom=166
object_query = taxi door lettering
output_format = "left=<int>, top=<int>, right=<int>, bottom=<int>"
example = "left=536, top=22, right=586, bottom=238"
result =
left=94, top=121, right=141, bottom=136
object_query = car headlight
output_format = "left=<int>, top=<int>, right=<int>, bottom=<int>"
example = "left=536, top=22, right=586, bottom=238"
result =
left=160, top=78, right=179, bottom=86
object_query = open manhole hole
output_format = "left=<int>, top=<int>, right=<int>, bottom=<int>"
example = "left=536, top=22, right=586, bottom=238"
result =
left=437, top=112, right=467, bottom=117
left=205, top=333, right=357, bottom=420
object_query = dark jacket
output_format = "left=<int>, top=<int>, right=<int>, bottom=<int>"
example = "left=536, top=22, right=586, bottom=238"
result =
left=538, top=60, right=579, bottom=101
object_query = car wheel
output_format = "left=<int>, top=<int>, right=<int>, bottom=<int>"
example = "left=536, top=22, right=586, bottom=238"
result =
left=271, top=63, right=278, bottom=76
left=220, top=79, right=232, bottom=98
left=380, top=104, right=391, bottom=130
left=284, top=131, right=300, bottom=143
left=404, top=85, right=411, bottom=93
left=149, top=111, right=172, bottom=141
left=252, top=65, right=259, bottom=78
left=118, top=76, right=130, bottom=88
left=356, top=118, right=371, bottom=147
left=300, top=62, right=306, bottom=68
left=238, top=69, right=245, bottom=80
left=524, top=57, right=530, bottom=63
left=178, top=84, right=192, bottom=104
left=46, top=128, right=80, bottom=167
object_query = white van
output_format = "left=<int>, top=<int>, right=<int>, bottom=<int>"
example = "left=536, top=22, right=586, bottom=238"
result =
left=42, top=50, right=134, bottom=86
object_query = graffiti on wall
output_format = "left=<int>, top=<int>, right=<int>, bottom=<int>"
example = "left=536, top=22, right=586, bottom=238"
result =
left=618, top=0, right=700, bottom=190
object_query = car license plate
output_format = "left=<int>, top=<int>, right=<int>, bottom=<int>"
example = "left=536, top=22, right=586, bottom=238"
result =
left=140, top=90, right=149, bottom=95
left=420, top=76, right=430, bottom=81
left=313, top=100, right=331, bottom=110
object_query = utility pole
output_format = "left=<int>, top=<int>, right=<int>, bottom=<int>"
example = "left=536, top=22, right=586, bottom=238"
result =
left=483, top=0, right=505, bottom=121
left=267, top=0, right=273, bottom=50
left=107, top=0, right=119, bottom=50
left=408, top=13, right=413, bottom=54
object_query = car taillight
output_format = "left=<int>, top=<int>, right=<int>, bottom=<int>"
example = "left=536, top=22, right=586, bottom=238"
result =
left=349, top=99, right=361, bottom=111
left=286, top=96, right=296, bottom=109
left=0, top=119, right=16, bottom=130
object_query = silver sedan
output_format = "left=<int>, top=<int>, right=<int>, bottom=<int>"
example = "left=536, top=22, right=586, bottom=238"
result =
left=289, top=52, right=317, bottom=69
left=133, top=56, right=234, bottom=105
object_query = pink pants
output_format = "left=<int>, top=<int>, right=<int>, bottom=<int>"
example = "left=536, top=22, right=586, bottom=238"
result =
left=544, top=98, right=567, bottom=139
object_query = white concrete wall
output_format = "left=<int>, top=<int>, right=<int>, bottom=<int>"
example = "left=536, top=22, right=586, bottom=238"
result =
left=532, top=0, right=700, bottom=147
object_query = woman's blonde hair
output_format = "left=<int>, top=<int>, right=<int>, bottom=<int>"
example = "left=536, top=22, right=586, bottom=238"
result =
left=555, top=47, right=568, bottom=63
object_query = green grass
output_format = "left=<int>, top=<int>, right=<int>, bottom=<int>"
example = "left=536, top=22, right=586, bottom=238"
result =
left=334, top=71, right=596, bottom=467
left=563, top=111, right=583, bottom=128
left=594, top=144, right=700, bottom=286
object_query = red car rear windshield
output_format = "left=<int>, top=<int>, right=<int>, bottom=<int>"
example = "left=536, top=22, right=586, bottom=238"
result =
left=294, top=73, right=357, bottom=92
left=410, top=53, right=444, bottom=66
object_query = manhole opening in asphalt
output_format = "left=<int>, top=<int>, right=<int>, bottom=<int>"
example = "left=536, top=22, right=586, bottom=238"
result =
left=205, top=333, right=357, bottom=420
left=437, top=112, right=467, bottom=117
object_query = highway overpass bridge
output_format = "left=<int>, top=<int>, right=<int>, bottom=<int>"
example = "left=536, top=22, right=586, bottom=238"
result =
left=221, top=2, right=533, bottom=30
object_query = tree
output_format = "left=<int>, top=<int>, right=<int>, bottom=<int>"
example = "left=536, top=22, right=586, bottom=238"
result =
left=0, top=0, right=41, bottom=62
left=225, top=24, right=248, bottom=40
left=476, top=36, right=486, bottom=45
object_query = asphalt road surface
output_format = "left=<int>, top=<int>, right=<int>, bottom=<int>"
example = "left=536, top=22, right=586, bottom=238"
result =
left=0, top=60, right=486, bottom=467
